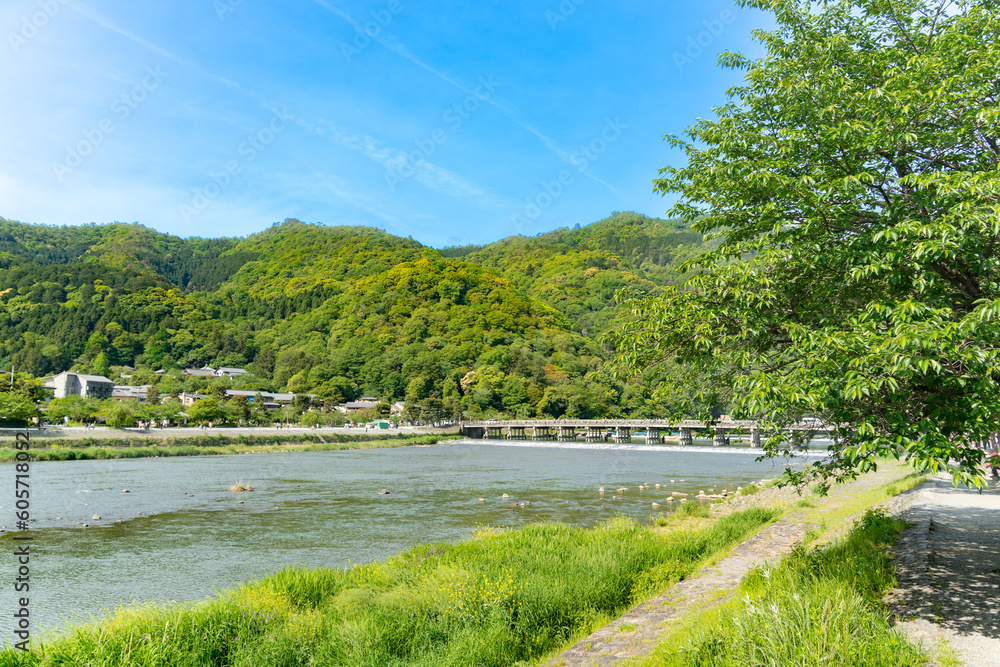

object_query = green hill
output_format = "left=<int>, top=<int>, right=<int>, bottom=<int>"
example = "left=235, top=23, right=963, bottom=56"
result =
left=0, top=213, right=708, bottom=418
left=444, top=212, right=706, bottom=338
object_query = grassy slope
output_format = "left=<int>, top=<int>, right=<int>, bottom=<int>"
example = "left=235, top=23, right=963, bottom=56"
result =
left=630, top=470, right=932, bottom=667
left=0, top=510, right=777, bottom=666
left=633, top=509, right=925, bottom=667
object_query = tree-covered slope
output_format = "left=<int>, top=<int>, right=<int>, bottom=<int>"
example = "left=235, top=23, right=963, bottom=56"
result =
left=0, top=214, right=708, bottom=418
left=445, top=212, right=709, bottom=337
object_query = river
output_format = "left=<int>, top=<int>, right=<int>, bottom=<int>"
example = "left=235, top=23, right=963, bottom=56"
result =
left=0, top=439, right=820, bottom=635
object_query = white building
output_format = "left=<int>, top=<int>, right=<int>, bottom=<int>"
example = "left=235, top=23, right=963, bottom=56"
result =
left=47, top=372, right=114, bottom=399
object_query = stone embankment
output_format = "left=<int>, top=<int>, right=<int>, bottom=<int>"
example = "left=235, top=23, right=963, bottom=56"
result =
left=546, top=466, right=923, bottom=666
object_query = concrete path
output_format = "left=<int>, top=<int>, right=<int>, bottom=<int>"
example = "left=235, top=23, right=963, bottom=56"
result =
left=889, top=473, right=1000, bottom=667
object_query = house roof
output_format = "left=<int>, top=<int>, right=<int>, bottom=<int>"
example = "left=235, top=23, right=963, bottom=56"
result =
left=225, top=389, right=261, bottom=397
left=112, top=385, right=150, bottom=398
left=76, top=374, right=114, bottom=384
left=183, top=369, right=216, bottom=377
left=216, top=367, right=248, bottom=374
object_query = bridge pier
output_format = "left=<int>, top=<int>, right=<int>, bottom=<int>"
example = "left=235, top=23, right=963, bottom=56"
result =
left=679, top=427, right=693, bottom=446
left=508, top=426, right=526, bottom=440
left=750, top=427, right=761, bottom=448
left=614, top=426, right=631, bottom=443
left=558, top=426, right=576, bottom=441
left=646, top=427, right=663, bottom=444
left=586, top=427, right=603, bottom=442
left=713, top=427, right=727, bottom=447
left=532, top=426, right=552, bottom=441
left=485, top=426, right=503, bottom=439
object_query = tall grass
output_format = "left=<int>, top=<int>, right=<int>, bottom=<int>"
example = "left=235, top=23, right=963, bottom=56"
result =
left=0, top=508, right=777, bottom=666
left=637, top=508, right=926, bottom=667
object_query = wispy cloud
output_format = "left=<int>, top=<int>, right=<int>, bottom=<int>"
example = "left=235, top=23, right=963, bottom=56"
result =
left=67, top=1, right=504, bottom=213
left=291, top=116, right=508, bottom=208
left=70, top=2, right=253, bottom=99
left=310, top=0, right=620, bottom=194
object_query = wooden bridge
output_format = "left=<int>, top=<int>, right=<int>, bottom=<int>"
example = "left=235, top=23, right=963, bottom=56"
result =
left=460, top=419, right=830, bottom=447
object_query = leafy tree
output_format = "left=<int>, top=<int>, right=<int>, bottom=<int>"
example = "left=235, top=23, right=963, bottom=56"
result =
left=233, top=395, right=252, bottom=422
left=0, top=392, right=38, bottom=425
left=97, top=400, right=140, bottom=427
left=614, top=0, right=1000, bottom=488
left=0, top=373, right=46, bottom=402
left=149, top=399, right=183, bottom=424
left=45, top=395, right=103, bottom=423
left=187, top=398, right=223, bottom=424
left=93, top=351, right=111, bottom=379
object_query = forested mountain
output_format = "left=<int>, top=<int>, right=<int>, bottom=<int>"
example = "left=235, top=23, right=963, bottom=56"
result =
left=0, top=213, right=709, bottom=418
left=444, top=212, right=705, bottom=338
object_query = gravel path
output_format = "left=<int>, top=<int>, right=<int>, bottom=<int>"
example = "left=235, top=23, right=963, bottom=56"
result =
left=888, top=473, right=1000, bottom=667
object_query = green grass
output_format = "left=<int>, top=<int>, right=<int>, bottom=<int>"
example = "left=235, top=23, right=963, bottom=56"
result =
left=631, top=508, right=927, bottom=667
left=0, top=433, right=462, bottom=461
left=797, top=472, right=927, bottom=542
left=0, top=508, right=778, bottom=667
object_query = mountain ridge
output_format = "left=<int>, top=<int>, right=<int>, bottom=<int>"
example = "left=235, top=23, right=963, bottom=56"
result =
left=0, top=212, right=707, bottom=417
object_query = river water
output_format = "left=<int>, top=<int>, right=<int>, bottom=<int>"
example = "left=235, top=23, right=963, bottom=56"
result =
left=0, top=439, right=819, bottom=635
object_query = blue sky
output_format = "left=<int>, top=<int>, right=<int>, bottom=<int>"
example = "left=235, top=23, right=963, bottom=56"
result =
left=0, top=0, right=770, bottom=247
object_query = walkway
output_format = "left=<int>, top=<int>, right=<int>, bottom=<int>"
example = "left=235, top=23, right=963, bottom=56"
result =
left=889, top=473, right=1000, bottom=667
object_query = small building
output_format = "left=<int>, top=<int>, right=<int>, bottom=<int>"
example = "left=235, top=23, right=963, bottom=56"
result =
left=47, top=372, right=114, bottom=400
left=225, top=389, right=261, bottom=400
left=112, top=385, right=152, bottom=402
left=215, top=367, right=249, bottom=379
left=183, top=368, right=217, bottom=378
left=268, top=392, right=295, bottom=406
left=345, top=397, right=381, bottom=413
left=178, top=392, right=207, bottom=406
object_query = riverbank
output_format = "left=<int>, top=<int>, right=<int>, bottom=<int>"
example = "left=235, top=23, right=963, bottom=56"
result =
left=0, top=431, right=464, bottom=461
left=1, top=507, right=779, bottom=665
left=0, top=459, right=932, bottom=666
left=549, top=462, right=931, bottom=665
